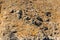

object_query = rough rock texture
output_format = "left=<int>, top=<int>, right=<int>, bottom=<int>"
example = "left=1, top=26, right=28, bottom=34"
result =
left=0, top=0, right=60, bottom=40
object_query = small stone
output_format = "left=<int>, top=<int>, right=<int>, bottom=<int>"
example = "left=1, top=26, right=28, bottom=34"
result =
left=26, top=17, right=31, bottom=20
left=44, top=27, right=48, bottom=31
left=9, top=32, right=18, bottom=40
left=18, top=10, right=22, bottom=15
left=55, top=28, right=58, bottom=30
left=46, top=19, right=50, bottom=22
left=50, top=34, right=52, bottom=36
left=10, top=10, right=15, bottom=13
left=43, top=37, right=50, bottom=40
left=0, top=1, right=3, bottom=4
left=12, top=31, right=17, bottom=33
left=17, top=10, right=23, bottom=19
left=37, top=16, right=43, bottom=22
left=45, top=12, right=51, bottom=17
left=29, top=1, right=32, bottom=3
left=33, top=21, right=42, bottom=26
left=54, top=32, right=56, bottom=34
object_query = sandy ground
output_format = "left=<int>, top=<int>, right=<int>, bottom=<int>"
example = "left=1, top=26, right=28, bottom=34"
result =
left=0, top=0, right=60, bottom=40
